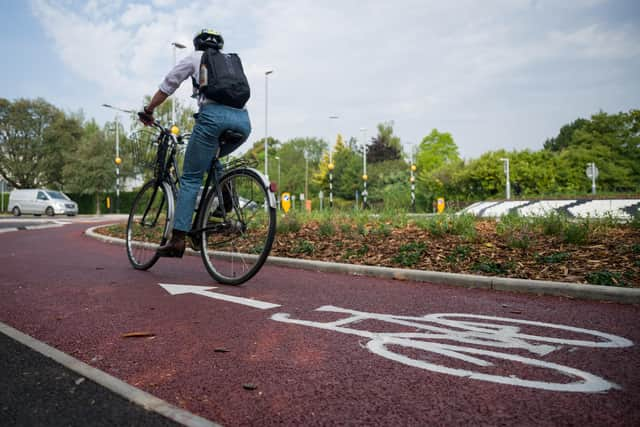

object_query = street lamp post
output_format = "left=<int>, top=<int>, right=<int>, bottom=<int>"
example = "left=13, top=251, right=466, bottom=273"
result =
left=304, top=149, right=309, bottom=205
left=328, top=115, right=339, bottom=208
left=171, top=42, right=186, bottom=125
left=115, top=113, right=121, bottom=213
left=410, top=146, right=416, bottom=212
left=264, top=70, right=274, bottom=179
left=360, top=127, right=368, bottom=209
left=275, top=156, right=281, bottom=209
left=500, top=157, right=511, bottom=200
left=101, top=104, right=127, bottom=213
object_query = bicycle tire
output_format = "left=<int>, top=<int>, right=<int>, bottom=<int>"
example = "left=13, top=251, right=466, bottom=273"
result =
left=126, top=180, right=174, bottom=270
left=200, top=168, right=276, bottom=285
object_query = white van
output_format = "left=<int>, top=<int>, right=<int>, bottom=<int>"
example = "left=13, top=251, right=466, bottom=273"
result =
left=8, top=189, right=78, bottom=217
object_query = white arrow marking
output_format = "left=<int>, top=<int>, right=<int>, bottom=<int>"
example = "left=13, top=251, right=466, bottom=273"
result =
left=158, top=283, right=280, bottom=310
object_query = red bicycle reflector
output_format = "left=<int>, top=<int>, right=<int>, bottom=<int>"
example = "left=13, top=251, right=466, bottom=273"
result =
left=269, top=182, right=277, bottom=193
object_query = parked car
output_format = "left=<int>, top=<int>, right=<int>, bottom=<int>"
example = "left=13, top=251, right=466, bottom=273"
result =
left=8, top=189, right=78, bottom=217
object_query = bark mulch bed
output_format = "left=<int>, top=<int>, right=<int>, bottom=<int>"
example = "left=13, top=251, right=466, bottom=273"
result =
left=96, top=218, right=640, bottom=288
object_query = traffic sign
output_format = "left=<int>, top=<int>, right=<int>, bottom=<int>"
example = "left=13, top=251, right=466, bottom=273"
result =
left=586, top=164, right=599, bottom=179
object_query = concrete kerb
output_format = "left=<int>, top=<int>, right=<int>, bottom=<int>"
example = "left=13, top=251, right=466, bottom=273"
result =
left=85, top=224, right=640, bottom=305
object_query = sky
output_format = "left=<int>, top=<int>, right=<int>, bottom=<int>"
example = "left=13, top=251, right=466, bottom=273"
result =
left=1, top=0, right=639, bottom=159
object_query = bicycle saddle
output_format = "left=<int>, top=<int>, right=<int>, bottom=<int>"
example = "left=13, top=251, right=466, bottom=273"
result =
left=219, top=129, right=245, bottom=145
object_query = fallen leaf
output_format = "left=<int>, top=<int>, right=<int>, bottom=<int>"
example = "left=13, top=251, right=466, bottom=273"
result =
left=122, top=331, right=155, bottom=338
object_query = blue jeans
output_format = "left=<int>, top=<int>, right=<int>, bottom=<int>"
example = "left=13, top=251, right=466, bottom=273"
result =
left=173, top=103, right=251, bottom=232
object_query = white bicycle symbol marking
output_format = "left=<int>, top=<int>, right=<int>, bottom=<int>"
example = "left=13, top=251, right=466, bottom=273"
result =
left=271, top=306, right=633, bottom=393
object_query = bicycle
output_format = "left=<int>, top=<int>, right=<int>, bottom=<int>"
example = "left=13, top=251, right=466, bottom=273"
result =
left=125, top=117, right=277, bottom=285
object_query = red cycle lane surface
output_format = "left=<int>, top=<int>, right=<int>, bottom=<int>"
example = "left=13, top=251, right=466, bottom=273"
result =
left=1, top=222, right=639, bottom=426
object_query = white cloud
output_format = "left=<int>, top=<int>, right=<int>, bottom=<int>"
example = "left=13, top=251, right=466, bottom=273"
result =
left=28, top=0, right=640, bottom=158
left=121, top=4, right=153, bottom=27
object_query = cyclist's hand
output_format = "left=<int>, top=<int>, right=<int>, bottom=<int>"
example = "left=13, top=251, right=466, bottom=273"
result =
left=138, top=106, right=154, bottom=126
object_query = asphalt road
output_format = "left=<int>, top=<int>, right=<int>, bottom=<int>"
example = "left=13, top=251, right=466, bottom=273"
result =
left=1, top=221, right=639, bottom=426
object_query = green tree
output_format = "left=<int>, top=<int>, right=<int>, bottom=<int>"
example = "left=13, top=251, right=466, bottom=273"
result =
left=543, top=118, right=588, bottom=152
left=367, top=121, right=402, bottom=163
left=243, top=137, right=281, bottom=178
left=62, top=120, right=115, bottom=214
left=274, top=137, right=327, bottom=198
left=41, top=112, right=84, bottom=190
left=415, top=129, right=462, bottom=206
left=331, top=141, right=361, bottom=200
left=0, top=98, right=59, bottom=188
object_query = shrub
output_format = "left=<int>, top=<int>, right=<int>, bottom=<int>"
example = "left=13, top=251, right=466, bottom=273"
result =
left=507, top=233, right=532, bottom=250
left=563, top=222, right=589, bottom=245
left=318, top=219, right=335, bottom=237
left=472, top=259, right=512, bottom=275
left=446, top=245, right=472, bottom=263
left=585, top=270, right=627, bottom=287
left=293, top=239, right=315, bottom=255
left=536, top=212, right=567, bottom=236
left=536, top=252, right=571, bottom=264
left=392, top=242, right=427, bottom=267
left=276, top=213, right=301, bottom=234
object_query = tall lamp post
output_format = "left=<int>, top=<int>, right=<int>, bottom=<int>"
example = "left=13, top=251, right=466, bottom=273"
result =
left=171, top=42, right=186, bottom=125
left=328, top=115, right=339, bottom=208
left=410, top=146, right=417, bottom=212
left=264, top=70, right=274, bottom=179
left=500, top=157, right=511, bottom=200
left=275, top=156, right=281, bottom=209
left=101, top=104, right=122, bottom=212
left=360, top=127, right=368, bottom=209
left=115, top=113, right=121, bottom=213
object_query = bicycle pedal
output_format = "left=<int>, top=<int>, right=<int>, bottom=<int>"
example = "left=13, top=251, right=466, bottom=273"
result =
left=188, top=235, right=202, bottom=252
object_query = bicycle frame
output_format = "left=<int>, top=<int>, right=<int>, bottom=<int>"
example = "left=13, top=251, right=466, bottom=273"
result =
left=144, top=120, right=276, bottom=238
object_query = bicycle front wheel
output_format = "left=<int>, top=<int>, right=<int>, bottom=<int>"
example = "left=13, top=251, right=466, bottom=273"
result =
left=200, top=168, right=276, bottom=285
left=126, top=180, right=174, bottom=270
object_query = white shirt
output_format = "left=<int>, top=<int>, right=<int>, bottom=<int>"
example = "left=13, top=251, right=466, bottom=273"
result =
left=159, top=50, right=203, bottom=101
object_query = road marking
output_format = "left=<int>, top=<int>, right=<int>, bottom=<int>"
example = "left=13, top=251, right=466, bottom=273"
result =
left=271, top=306, right=633, bottom=393
left=158, top=283, right=280, bottom=310
left=155, top=284, right=632, bottom=392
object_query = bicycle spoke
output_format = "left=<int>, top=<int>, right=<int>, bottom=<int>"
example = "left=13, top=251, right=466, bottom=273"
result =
left=126, top=181, right=171, bottom=270
left=200, top=169, right=276, bottom=285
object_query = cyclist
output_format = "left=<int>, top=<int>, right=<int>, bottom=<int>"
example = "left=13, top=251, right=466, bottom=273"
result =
left=138, top=29, right=251, bottom=257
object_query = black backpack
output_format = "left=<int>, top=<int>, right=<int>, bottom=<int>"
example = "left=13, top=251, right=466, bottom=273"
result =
left=195, top=49, right=251, bottom=109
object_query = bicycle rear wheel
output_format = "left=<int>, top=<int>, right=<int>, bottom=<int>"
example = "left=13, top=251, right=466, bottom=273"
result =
left=200, top=168, right=276, bottom=285
left=126, top=180, right=174, bottom=270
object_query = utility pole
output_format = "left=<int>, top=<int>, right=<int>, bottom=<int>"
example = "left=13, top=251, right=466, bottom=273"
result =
left=115, top=114, right=121, bottom=213
left=264, top=70, right=274, bottom=179
left=360, top=127, right=368, bottom=209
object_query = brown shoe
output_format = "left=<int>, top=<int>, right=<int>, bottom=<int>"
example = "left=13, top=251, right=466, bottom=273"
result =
left=157, top=229, right=186, bottom=258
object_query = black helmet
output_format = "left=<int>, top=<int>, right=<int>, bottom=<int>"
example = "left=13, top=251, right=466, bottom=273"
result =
left=193, top=29, right=224, bottom=51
